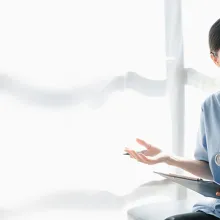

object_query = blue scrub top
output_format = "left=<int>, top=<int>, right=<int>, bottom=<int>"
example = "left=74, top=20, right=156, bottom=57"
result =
left=193, top=92, right=220, bottom=217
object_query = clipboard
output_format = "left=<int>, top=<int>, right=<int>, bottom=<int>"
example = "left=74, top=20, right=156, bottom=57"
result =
left=154, top=171, right=220, bottom=199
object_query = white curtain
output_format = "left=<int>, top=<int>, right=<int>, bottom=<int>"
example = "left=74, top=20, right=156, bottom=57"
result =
left=0, top=0, right=172, bottom=212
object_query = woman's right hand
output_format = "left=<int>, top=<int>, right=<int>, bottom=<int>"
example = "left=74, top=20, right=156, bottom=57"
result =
left=124, top=138, right=170, bottom=165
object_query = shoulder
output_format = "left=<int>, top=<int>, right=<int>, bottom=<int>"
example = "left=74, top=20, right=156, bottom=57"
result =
left=202, top=91, right=220, bottom=112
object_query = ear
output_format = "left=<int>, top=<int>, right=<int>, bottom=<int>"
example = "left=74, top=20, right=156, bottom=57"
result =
left=211, top=53, right=220, bottom=67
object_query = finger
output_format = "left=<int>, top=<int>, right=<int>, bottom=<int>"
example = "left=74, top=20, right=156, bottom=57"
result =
left=216, top=192, right=220, bottom=196
left=129, top=150, right=140, bottom=160
left=126, top=149, right=141, bottom=161
left=140, top=153, right=161, bottom=165
left=138, top=153, right=150, bottom=163
left=125, top=148, right=145, bottom=161
left=128, top=152, right=135, bottom=159
left=131, top=151, right=155, bottom=164
left=139, top=154, right=156, bottom=165
left=124, top=148, right=135, bottom=159
left=136, top=138, right=152, bottom=149
left=124, top=148, right=131, bottom=154
left=131, top=151, right=147, bottom=163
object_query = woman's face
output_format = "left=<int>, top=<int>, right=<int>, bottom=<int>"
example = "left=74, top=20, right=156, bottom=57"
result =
left=211, top=51, right=220, bottom=67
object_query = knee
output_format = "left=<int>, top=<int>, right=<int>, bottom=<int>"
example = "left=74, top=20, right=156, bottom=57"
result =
left=164, top=216, right=176, bottom=220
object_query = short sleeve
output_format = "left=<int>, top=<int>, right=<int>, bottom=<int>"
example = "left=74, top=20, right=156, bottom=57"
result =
left=194, top=106, right=208, bottom=162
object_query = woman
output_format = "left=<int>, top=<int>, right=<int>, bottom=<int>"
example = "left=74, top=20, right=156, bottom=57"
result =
left=125, top=18, right=220, bottom=220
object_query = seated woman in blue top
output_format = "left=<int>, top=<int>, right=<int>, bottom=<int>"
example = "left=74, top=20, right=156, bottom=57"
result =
left=125, top=18, right=220, bottom=220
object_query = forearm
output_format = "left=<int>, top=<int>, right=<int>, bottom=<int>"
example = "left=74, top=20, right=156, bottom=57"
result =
left=166, top=155, right=213, bottom=180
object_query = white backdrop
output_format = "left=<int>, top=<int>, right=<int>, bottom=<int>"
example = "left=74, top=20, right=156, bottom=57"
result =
left=0, top=1, right=219, bottom=219
left=0, top=0, right=171, bottom=211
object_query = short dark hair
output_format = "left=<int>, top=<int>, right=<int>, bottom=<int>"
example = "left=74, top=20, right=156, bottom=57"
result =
left=209, top=18, right=220, bottom=56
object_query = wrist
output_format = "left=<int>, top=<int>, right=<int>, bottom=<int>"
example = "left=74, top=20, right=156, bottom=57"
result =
left=165, top=155, right=176, bottom=166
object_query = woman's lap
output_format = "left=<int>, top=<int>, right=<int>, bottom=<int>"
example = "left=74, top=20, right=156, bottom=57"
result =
left=165, top=211, right=219, bottom=220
